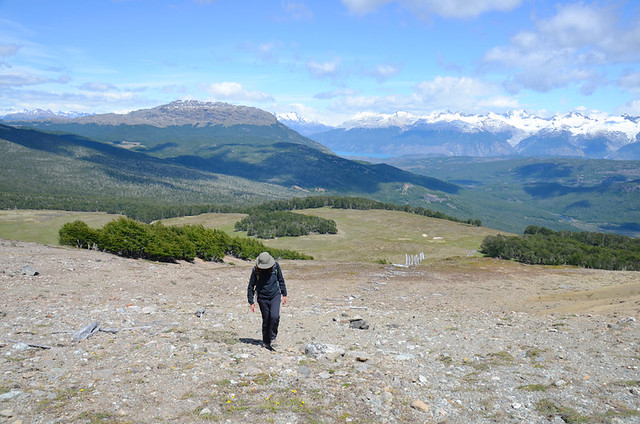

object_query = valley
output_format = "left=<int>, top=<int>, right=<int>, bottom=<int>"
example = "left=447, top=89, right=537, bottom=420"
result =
left=1, top=100, right=639, bottom=238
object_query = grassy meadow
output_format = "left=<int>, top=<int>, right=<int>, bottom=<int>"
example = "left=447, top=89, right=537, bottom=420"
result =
left=0, top=208, right=503, bottom=264
left=0, top=210, right=122, bottom=245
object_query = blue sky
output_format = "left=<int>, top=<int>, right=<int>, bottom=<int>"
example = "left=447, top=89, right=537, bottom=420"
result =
left=1, top=0, right=639, bottom=125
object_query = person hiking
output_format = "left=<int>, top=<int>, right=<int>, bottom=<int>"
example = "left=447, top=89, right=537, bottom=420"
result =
left=247, top=252, right=287, bottom=351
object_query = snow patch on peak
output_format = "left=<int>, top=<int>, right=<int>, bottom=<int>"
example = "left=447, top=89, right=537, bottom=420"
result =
left=277, top=112, right=307, bottom=123
left=342, top=111, right=419, bottom=130
left=338, top=109, right=640, bottom=145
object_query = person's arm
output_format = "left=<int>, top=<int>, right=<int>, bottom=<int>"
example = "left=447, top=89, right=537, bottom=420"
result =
left=276, top=262, right=287, bottom=304
left=247, top=268, right=257, bottom=311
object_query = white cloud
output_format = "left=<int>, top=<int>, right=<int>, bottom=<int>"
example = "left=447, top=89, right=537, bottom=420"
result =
left=370, top=63, right=401, bottom=82
left=325, top=75, right=519, bottom=117
left=415, top=75, right=493, bottom=107
left=315, top=87, right=358, bottom=99
left=478, top=95, right=520, bottom=110
left=282, top=1, right=313, bottom=20
left=0, top=86, right=156, bottom=115
left=306, top=57, right=343, bottom=79
left=483, top=2, right=640, bottom=94
left=0, top=71, right=51, bottom=87
left=342, top=0, right=522, bottom=19
left=617, top=99, right=640, bottom=117
left=618, top=71, right=640, bottom=93
left=79, top=82, right=118, bottom=92
left=0, top=44, right=20, bottom=57
left=341, top=0, right=389, bottom=14
left=206, top=81, right=274, bottom=102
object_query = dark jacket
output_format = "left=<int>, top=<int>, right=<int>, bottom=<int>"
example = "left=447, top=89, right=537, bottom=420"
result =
left=247, top=262, right=286, bottom=304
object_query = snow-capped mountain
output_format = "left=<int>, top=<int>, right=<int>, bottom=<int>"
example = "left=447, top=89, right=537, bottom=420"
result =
left=276, top=112, right=333, bottom=137
left=306, top=110, right=640, bottom=159
left=0, top=109, right=91, bottom=121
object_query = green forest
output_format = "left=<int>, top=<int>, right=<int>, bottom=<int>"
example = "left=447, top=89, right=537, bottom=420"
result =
left=247, top=195, right=482, bottom=226
left=480, top=225, right=640, bottom=270
left=234, top=210, right=337, bottom=238
left=59, top=217, right=312, bottom=263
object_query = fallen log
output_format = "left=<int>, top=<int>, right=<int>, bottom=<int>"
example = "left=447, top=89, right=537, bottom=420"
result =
left=72, top=321, right=100, bottom=342
left=3, top=338, right=52, bottom=349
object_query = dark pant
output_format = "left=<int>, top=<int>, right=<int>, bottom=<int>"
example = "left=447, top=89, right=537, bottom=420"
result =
left=257, top=293, right=281, bottom=345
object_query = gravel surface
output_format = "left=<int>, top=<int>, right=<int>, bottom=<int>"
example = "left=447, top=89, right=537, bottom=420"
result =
left=1, top=240, right=639, bottom=423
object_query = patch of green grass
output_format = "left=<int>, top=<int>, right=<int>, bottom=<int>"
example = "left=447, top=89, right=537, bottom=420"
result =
left=518, top=384, right=548, bottom=392
left=602, top=403, right=640, bottom=420
left=487, top=351, right=515, bottom=363
left=193, top=405, right=220, bottom=421
left=536, top=399, right=590, bottom=423
left=249, top=373, right=273, bottom=386
left=36, top=386, right=93, bottom=413
left=467, top=351, right=515, bottom=371
left=439, top=353, right=453, bottom=365
left=525, top=347, right=546, bottom=359
left=203, top=329, right=239, bottom=344
left=76, top=411, right=131, bottom=424
left=0, top=210, right=118, bottom=245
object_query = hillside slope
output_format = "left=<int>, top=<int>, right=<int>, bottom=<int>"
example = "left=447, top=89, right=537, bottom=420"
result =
left=4, top=101, right=459, bottom=196
left=0, top=124, right=301, bottom=220
left=386, top=156, right=640, bottom=237
left=1, top=237, right=638, bottom=423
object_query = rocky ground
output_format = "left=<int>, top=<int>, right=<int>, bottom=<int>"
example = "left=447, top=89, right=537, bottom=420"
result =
left=1, top=239, right=639, bottom=423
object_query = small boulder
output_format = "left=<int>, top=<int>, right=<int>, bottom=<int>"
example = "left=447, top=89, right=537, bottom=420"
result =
left=411, top=399, right=430, bottom=413
left=21, top=265, right=38, bottom=276
left=349, top=318, right=370, bottom=330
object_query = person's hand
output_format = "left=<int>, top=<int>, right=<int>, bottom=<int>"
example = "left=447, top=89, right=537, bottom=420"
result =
left=282, top=296, right=287, bottom=305
left=249, top=303, right=255, bottom=313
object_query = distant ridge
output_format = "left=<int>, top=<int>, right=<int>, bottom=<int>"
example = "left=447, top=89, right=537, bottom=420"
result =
left=65, top=100, right=276, bottom=127
left=298, top=110, right=640, bottom=159
left=0, top=103, right=461, bottom=209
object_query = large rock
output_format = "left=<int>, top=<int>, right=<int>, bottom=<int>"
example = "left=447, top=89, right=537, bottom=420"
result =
left=304, top=343, right=345, bottom=360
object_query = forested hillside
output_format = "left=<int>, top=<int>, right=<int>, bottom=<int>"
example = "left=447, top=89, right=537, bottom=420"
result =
left=386, top=156, right=640, bottom=237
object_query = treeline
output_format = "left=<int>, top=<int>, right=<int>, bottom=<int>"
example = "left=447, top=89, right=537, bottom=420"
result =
left=4, top=193, right=482, bottom=226
left=59, top=217, right=312, bottom=263
left=0, top=192, right=241, bottom=223
left=480, top=225, right=640, bottom=271
left=234, top=210, right=337, bottom=239
left=247, top=196, right=482, bottom=227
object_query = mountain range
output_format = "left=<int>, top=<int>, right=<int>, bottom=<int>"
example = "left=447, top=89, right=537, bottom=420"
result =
left=0, top=101, right=458, bottom=214
left=6, top=104, right=640, bottom=160
left=278, top=110, right=640, bottom=160
left=2, top=101, right=639, bottom=236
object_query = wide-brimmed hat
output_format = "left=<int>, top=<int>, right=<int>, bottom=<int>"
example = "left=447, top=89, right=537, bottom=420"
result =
left=256, top=252, right=275, bottom=269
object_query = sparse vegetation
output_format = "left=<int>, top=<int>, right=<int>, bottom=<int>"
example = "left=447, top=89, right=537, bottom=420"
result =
left=518, top=384, right=548, bottom=392
left=535, top=399, right=589, bottom=423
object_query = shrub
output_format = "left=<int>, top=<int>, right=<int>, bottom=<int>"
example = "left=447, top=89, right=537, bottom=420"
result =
left=480, top=227, right=640, bottom=271
left=99, top=217, right=150, bottom=259
left=59, top=217, right=312, bottom=263
left=59, top=220, right=100, bottom=249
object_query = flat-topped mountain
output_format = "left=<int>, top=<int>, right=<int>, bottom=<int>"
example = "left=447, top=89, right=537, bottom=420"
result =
left=70, top=100, right=278, bottom=127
